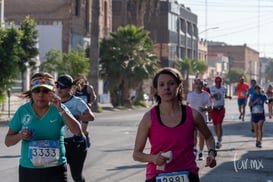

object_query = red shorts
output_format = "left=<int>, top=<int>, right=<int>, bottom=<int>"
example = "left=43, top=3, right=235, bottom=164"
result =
left=211, top=108, right=225, bottom=125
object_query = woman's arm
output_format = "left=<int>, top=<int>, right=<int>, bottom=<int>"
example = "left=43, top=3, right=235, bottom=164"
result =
left=50, top=93, right=82, bottom=136
left=133, top=112, right=153, bottom=162
left=5, top=127, right=33, bottom=147
left=193, top=109, right=217, bottom=168
left=5, top=128, right=22, bottom=147
left=59, top=108, right=82, bottom=136
left=79, top=108, right=95, bottom=122
left=87, top=85, right=97, bottom=105
left=132, top=111, right=168, bottom=166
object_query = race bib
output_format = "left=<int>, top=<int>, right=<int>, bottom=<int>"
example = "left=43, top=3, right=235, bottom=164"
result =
left=28, top=140, right=60, bottom=167
left=252, top=105, right=263, bottom=114
left=240, top=92, right=246, bottom=97
left=156, top=171, right=190, bottom=182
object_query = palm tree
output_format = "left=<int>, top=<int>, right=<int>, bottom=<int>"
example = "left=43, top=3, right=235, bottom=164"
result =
left=192, top=60, right=208, bottom=78
left=100, top=25, right=159, bottom=107
left=175, top=58, right=208, bottom=93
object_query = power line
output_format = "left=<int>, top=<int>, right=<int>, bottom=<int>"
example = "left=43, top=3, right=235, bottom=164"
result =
left=208, top=18, right=273, bottom=39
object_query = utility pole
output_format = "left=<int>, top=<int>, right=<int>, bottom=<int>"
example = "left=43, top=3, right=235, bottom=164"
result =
left=89, top=0, right=100, bottom=112
left=0, top=0, right=4, bottom=28
left=205, top=0, right=208, bottom=39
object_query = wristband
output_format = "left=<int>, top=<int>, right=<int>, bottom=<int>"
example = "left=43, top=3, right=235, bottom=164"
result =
left=208, top=149, right=217, bottom=157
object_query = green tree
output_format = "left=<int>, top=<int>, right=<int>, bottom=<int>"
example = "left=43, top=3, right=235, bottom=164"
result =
left=225, top=67, right=246, bottom=84
left=100, top=25, right=159, bottom=107
left=0, top=24, right=22, bottom=101
left=63, top=46, right=89, bottom=78
left=192, top=60, right=208, bottom=78
left=18, top=16, right=39, bottom=90
left=175, top=58, right=191, bottom=92
left=40, top=46, right=89, bottom=79
left=40, top=49, right=63, bottom=73
left=175, top=58, right=208, bottom=92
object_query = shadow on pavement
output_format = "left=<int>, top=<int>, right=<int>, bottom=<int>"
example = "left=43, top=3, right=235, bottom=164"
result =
left=208, top=119, right=273, bottom=138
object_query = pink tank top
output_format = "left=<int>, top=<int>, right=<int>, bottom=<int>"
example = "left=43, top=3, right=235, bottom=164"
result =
left=146, top=105, right=198, bottom=180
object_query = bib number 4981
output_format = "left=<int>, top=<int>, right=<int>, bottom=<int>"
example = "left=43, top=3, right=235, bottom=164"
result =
left=156, top=171, right=190, bottom=182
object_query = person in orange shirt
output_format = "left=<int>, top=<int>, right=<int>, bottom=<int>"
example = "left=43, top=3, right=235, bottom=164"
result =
left=236, top=76, right=249, bottom=121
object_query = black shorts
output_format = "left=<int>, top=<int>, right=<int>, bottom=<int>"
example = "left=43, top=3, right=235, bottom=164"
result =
left=19, top=164, right=67, bottom=182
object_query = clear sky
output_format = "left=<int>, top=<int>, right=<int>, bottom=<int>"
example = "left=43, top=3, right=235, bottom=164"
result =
left=178, top=0, right=273, bottom=57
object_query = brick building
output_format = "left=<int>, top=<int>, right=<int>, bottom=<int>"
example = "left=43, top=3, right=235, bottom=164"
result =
left=208, top=43, right=260, bottom=81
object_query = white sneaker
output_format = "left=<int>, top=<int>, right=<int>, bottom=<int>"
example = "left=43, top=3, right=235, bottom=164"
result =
left=216, top=141, right=222, bottom=149
left=198, top=152, right=204, bottom=160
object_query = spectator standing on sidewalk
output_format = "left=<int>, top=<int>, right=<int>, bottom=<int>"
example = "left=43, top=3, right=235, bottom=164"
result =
left=208, top=76, right=231, bottom=149
left=265, top=84, right=273, bottom=119
left=5, top=72, right=82, bottom=182
left=56, top=74, right=95, bottom=182
left=187, top=79, right=212, bottom=161
left=133, top=67, right=217, bottom=182
left=248, top=85, right=267, bottom=148
left=235, top=76, right=249, bottom=122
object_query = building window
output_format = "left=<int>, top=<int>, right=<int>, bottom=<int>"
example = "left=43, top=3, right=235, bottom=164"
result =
left=75, top=0, right=81, bottom=16
left=180, top=19, right=186, bottom=34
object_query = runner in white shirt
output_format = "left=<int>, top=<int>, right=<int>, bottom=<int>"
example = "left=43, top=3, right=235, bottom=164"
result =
left=208, top=76, right=231, bottom=149
left=187, top=79, right=212, bottom=160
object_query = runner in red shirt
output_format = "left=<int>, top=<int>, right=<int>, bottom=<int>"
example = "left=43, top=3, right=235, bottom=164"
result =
left=236, top=76, right=249, bottom=121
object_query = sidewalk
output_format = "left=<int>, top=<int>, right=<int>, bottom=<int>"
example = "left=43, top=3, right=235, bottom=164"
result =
left=0, top=93, right=28, bottom=123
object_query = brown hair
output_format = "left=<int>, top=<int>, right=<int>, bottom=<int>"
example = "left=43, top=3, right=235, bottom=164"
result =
left=152, top=67, right=184, bottom=104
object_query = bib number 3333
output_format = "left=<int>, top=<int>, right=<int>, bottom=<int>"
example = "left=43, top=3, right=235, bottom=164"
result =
left=156, top=171, right=190, bottom=182
left=28, top=140, right=60, bottom=167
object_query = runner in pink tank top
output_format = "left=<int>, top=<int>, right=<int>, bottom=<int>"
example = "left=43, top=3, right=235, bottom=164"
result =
left=133, top=67, right=217, bottom=182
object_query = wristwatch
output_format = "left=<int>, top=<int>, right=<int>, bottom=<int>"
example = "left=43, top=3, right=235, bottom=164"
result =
left=208, top=149, right=217, bottom=157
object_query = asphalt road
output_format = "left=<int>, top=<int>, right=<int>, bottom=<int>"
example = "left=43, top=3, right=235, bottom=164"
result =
left=1, top=99, right=273, bottom=182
